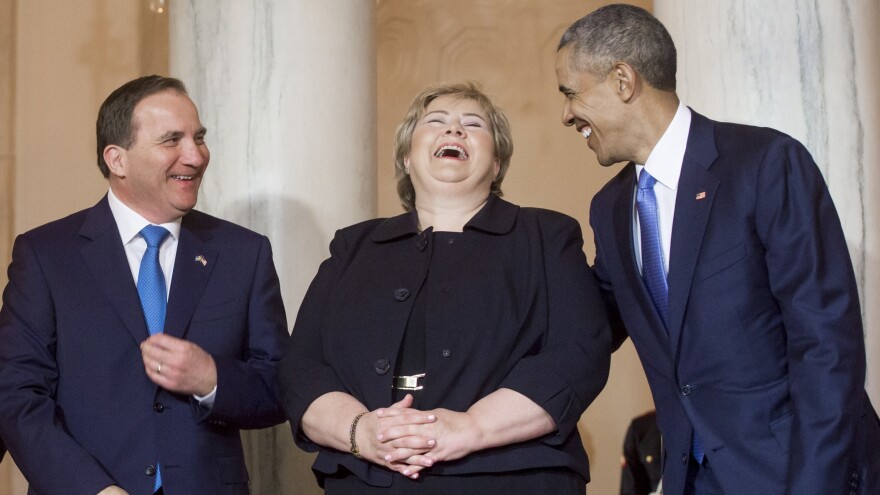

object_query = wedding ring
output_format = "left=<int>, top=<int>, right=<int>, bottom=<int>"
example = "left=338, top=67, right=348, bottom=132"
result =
left=156, top=362, right=163, bottom=374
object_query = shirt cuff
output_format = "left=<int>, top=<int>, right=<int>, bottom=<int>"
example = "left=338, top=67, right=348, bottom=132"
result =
left=194, top=385, right=217, bottom=409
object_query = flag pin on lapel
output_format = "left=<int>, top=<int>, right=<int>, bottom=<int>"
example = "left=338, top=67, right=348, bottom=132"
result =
left=195, top=255, right=208, bottom=266
left=695, top=191, right=707, bottom=200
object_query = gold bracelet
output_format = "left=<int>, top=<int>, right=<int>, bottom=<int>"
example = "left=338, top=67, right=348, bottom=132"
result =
left=349, top=412, right=367, bottom=458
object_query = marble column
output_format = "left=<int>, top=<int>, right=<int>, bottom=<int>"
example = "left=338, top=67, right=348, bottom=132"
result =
left=170, top=1, right=377, bottom=493
left=654, top=1, right=880, bottom=405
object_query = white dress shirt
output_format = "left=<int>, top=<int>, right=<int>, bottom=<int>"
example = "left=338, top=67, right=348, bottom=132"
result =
left=633, top=102, right=692, bottom=276
left=107, top=188, right=216, bottom=406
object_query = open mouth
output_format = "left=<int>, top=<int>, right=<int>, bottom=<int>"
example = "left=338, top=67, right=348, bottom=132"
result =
left=170, top=175, right=196, bottom=181
left=434, top=145, right=469, bottom=160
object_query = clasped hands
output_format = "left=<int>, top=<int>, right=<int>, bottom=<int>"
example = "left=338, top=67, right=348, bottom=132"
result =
left=354, top=394, right=481, bottom=479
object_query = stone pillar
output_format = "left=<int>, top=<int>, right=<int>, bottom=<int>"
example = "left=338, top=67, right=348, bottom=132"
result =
left=169, top=1, right=377, bottom=493
left=654, top=0, right=880, bottom=405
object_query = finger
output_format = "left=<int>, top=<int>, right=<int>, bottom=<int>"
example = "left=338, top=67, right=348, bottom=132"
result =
left=389, top=393, right=413, bottom=409
left=402, top=454, right=435, bottom=468
left=381, top=446, right=430, bottom=463
left=388, top=435, right=436, bottom=450
left=379, top=419, right=436, bottom=441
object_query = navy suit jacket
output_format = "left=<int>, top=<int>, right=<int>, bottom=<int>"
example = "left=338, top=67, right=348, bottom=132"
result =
left=590, top=111, right=880, bottom=494
left=0, top=197, right=288, bottom=495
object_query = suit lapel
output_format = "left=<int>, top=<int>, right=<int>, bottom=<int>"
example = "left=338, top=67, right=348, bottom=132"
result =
left=164, top=214, right=217, bottom=340
left=80, top=197, right=150, bottom=343
left=666, top=112, right=720, bottom=353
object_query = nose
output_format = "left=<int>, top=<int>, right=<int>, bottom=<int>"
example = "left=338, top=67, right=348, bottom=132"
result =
left=445, top=122, right=465, bottom=136
left=561, top=100, right=575, bottom=127
left=182, top=139, right=209, bottom=167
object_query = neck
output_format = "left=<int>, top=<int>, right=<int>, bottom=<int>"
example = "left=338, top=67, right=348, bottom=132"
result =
left=630, top=91, right=680, bottom=164
left=415, top=192, right=490, bottom=232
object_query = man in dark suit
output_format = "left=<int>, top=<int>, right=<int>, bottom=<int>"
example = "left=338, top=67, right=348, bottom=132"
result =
left=555, top=4, right=880, bottom=494
left=0, top=75, right=288, bottom=495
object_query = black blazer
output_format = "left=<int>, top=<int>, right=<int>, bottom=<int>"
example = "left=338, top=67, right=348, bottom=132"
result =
left=280, top=195, right=612, bottom=487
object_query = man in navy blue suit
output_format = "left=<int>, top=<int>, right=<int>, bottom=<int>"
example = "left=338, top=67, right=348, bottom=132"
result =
left=0, top=76, right=287, bottom=494
left=555, top=4, right=879, bottom=494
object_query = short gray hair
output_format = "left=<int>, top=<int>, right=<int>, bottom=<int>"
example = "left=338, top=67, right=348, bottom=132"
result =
left=558, top=4, right=676, bottom=91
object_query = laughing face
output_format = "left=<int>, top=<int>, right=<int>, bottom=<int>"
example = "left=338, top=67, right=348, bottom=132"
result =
left=405, top=95, right=499, bottom=199
left=555, top=44, right=632, bottom=167
left=107, top=90, right=209, bottom=223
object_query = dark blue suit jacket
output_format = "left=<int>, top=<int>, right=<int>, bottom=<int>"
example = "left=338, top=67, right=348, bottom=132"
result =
left=0, top=197, right=288, bottom=495
left=590, top=111, right=880, bottom=494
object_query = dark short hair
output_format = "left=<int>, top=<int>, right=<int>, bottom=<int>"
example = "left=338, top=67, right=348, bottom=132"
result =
left=95, top=75, right=188, bottom=177
left=393, top=82, right=514, bottom=212
left=558, top=4, right=677, bottom=91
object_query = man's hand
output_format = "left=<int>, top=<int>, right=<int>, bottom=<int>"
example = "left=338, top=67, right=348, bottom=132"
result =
left=140, top=333, right=217, bottom=396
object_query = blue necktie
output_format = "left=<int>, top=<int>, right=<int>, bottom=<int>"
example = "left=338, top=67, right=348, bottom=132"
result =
left=136, top=225, right=169, bottom=491
left=637, top=172, right=706, bottom=464
left=636, top=171, right=668, bottom=326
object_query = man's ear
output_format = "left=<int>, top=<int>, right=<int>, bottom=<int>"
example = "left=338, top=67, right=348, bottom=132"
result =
left=103, top=145, right=127, bottom=178
left=613, top=62, right=637, bottom=103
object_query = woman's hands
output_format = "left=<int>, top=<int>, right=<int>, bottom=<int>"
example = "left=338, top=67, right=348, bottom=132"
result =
left=354, top=394, right=438, bottom=478
left=301, top=389, right=555, bottom=480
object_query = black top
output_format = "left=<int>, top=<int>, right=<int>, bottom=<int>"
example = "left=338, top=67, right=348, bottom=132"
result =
left=393, top=231, right=462, bottom=407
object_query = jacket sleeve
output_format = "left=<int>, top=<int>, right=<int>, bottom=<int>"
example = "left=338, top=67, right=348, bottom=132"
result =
left=754, top=136, right=865, bottom=494
left=277, top=230, right=352, bottom=451
left=199, top=235, right=289, bottom=429
left=0, top=235, right=116, bottom=495
left=498, top=214, right=613, bottom=443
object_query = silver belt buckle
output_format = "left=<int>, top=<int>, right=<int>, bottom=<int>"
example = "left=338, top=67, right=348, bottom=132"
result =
left=393, top=373, right=425, bottom=391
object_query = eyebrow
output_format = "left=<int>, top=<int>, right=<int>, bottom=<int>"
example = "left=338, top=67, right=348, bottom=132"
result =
left=558, top=85, right=576, bottom=96
left=156, top=127, right=207, bottom=141
left=424, top=110, right=487, bottom=120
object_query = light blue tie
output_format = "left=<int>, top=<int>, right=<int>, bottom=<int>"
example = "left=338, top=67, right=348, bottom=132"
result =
left=637, top=172, right=706, bottom=464
left=136, top=225, right=169, bottom=492
left=637, top=171, right=668, bottom=326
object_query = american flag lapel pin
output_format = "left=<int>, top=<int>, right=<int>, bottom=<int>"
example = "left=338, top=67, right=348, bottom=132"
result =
left=695, top=191, right=707, bottom=200
left=194, top=255, right=208, bottom=266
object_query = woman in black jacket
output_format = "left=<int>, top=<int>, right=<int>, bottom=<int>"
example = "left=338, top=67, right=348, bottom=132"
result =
left=279, top=82, right=612, bottom=494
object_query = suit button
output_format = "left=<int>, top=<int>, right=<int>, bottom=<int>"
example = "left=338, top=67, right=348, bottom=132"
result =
left=681, top=454, right=688, bottom=464
left=154, top=402, right=165, bottom=413
left=416, top=233, right=428, bottom=251
left=393, top=288, right=410, bottom=301
left=441, top=349, right=451, bottom=358
left=681, top=385, right=692, bottom=396
left=851, top=472, right=859, bottom=480
left=145, top=465, right=156, bottom=476
left=374, top=358, right=390, bottom=375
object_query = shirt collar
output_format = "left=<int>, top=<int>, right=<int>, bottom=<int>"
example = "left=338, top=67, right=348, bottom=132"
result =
left=107, top=187, right=182, bottom=245
left=637, top=102, right=692, bottom=189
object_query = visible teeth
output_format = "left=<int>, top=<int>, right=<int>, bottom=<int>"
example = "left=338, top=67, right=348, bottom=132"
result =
left=171, top=175, right=194, bottom=180
left=434, top=145, right=468, bottom=159
left=581, top=128, right=592, bottom=139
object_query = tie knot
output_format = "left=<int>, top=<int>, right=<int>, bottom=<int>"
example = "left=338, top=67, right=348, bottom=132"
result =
left=140, top=225, right=170, bottom=248
left=638, top=170, right=657, bottom=190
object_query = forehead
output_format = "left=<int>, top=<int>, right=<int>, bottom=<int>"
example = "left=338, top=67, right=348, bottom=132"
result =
left=424, top=95, right=487, bottom=117
left=132, top=90, right=201, bottom=130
